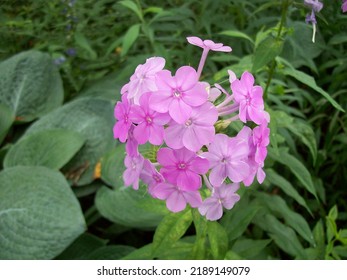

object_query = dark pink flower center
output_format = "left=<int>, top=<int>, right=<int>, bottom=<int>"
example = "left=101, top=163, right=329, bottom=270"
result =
left=173, top=90, right=182, bottom=98
left=177, top=162, right=187, bottom=170
left=185, top=119, right=192, bottom=127
left=153, top=174, right=162, bottom=182
left=145, top=115, right=153, bottom=124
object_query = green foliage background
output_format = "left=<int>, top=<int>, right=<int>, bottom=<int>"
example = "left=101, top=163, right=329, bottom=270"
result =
left=0, top=0, right=346, bottom=260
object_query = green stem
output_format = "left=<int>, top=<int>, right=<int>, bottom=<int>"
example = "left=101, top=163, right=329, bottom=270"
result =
left=263, top=0, right=290, bottom=100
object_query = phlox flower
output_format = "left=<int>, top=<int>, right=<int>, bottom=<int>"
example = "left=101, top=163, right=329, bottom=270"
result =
left=151, top=181, right=202, bottom=213
left=140, top=159, right=165, bottom=197
left=150, top=66, right=208, bottom=124
left=304, top=0, right=323, bottom=12
left=164, top=102, right=218, bottom=152
left=123, top=154, right=144, bottom=190
left=187, top=37, right=232, bottom=52
left=157, top=147, right=209, bottom=191
left=253, top=122, right=270, bottom=164
left=202, top=134, right=250, bottom=187
left=236, top=126, right=267, bottom=186
left=199, top=183, right=240, bottom=221
left=304, top=0, right=323, bottom=43
left=231, top=71, right=267, bottom=125
left=343, top=0, right=347, bottom=13
left=125, top=125, right=139, bottom=157
left=113, top=93, right=133, bottom=143
left=130, top=93, right=170, bottom=145
left=124, top=57, right=165, bottom=105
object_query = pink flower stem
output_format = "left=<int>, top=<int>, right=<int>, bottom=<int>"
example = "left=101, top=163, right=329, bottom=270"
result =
left=218, top=107, right=239, bottom=117
left=216, top=95, right=234, bottom=109
left=224, top=115, right=239, bottom=122
left=197, top=48, right=210, bottom=79
left=203, top=174, right=213, bottom=191
left=217, top=103, right=238, bottom=113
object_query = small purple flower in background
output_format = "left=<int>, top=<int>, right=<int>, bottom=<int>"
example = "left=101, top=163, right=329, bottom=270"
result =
left=199, top=183, right=240, bottom=221
left=304, top=0, right=323, bottom=43
left=65, top=48, right=77, bottom=57
left=53, top=56, right=66, bottom=65
left=342, top=0, right=347, bottom=13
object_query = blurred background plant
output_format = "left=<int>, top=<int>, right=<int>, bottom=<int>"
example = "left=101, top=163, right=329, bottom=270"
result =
left=0, top=0, right=346, bottom=260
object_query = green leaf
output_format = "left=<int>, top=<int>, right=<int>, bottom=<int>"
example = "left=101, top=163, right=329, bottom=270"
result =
left=119, top=0, right=143, bottom=21
left=220, top=30, right=254, bottom=44
left=268, top=148, right=318, bottom=199
left=224, top=250, right=243, bottom=260
left=328, top=205, right=338, bottom=221
left=121, top=24, right=141, bottom=57
left=221, top=194, right=260, bottom=241
left=311, top=220, right=325, bottom=259
left=190, top=209, right=208, bottom=259
left=207, top=222, right=229, bottom=260
left=86, top=245, right=135, bottom=260
left=286, top=121, right=318, bottom=164
left=100, top=145, right=126, bottom=188
left=95, top=186, right=165, bottom=228
left=265, top=169, right=312, bottom=215
left=25, top=98, right=115, bottom=186
left=4, top=129, right=85, bottom=169
left=122, top=244, right=153, bottom=260
left=252, top=36, right=283, bottom=72
left=152, top=210, right=193, bottom=257
left=231, top=239, right=271, bottom=259
left=0, top=50, right=64, bottom=122
left=0, top=166, right=86, bottom=259
left=55, top=233, right=107, bottom=260
left=75, top=32, right=97, bottom=60
left=257, top=193, right=315, bottom=246
left=0, top=103, right=14, bottom=145
left=282, top=63, right=344, bottom=112
left=255, top=214, right=306, bottom=259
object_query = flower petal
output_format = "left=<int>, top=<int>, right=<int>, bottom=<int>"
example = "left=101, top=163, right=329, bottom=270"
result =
left=166, top=191, right=187, bottom=212
left=175, top=66, right=198, bottom=90
left=157, top=147, right=176, bottom=167
left=169, top=99, right=192, bottom=124
left=133, top=122, right=150, bottom=144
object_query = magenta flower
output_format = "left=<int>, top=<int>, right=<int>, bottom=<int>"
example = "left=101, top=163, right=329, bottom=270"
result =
left=343, top=0, right=347, bottom=13
left=187, top=37, right=232, bottom=52
left=129, top=93, right=170, bottom=145
left=150, top=66, right=208, bottom=124
left=199, top=183, right=240, bottom=221
left=202, top=134, right=250, bottom=187
left=123, top=154, right=144, bottom=190
left=113, top=94, right=132, bottom=143
left=164, top=102, right=218, bottom=152
left=126, top=57, right=165, bottom=105
left=125, top=125, right=139, bottom=157
left=231, top=71, right=267, bottom=125
left=140, top=159, right=164, bottom=197
left=253, top=122, right=270, bottom=164
left=151, top=181, right=202, bottom=212
left=157, top=147, right=209, bottom=191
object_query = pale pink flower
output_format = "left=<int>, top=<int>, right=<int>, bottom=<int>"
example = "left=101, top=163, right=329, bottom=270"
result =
left=113, top=93, right=133, bottom=143
left=125, top=125, right=139, bottom=157
left=201, top=134, right=250, bottom=187
left=231, top=71, right=267, bottom=125
left=342, top=0, right=347, bottom=13
left=157, top=147, right=209, bottom=191
left=253, top=122, right=270, bottom=164
left=123, top=154, right=144, bottom=190
left=150, top=66, right=208, bottom=124
left=140, top=159, right=164, bottom=197
left=199, top=183, right=240, bottom=221
left=151, top=181, right=202, bottom=212
left=126, top=57, right=165, bottom=105
left=164, top=102, right=218, bottom=152
left=187, top=37, right=232, bottom=52
left=129, top=93, right=170, bottom=145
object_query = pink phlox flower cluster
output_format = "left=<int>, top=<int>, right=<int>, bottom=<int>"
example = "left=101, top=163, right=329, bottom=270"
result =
left=343, top=0, right=347, bottom=13
left=113, top=36, right=270, bottom=220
